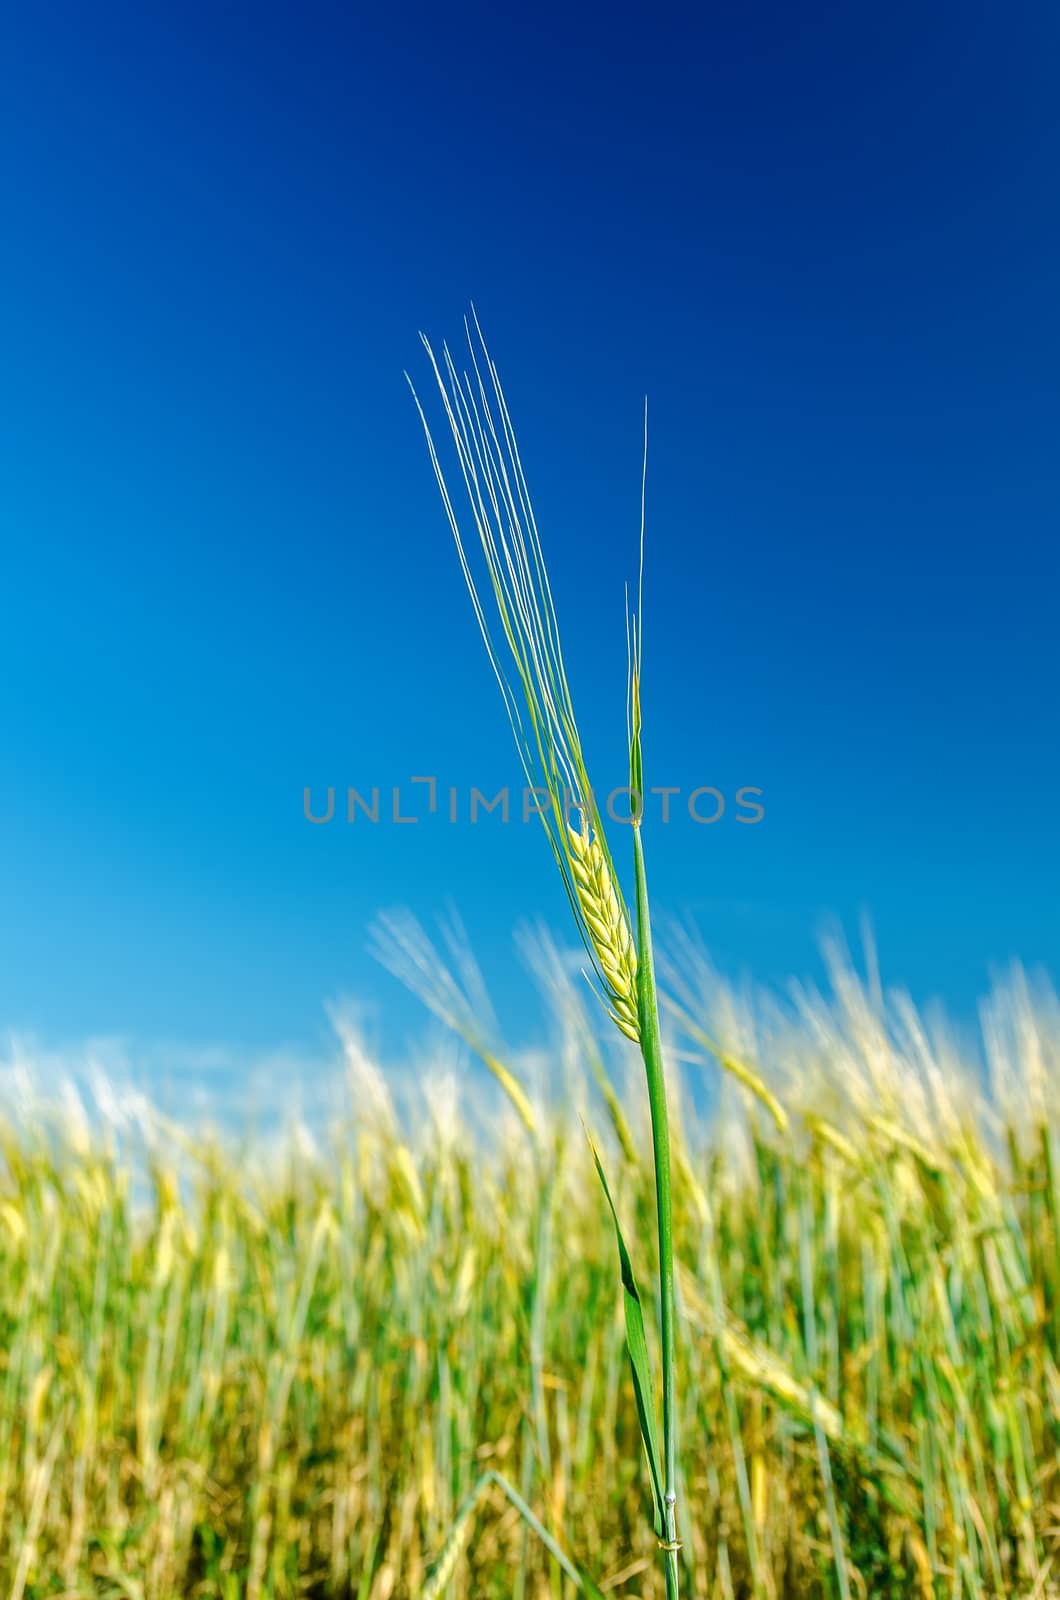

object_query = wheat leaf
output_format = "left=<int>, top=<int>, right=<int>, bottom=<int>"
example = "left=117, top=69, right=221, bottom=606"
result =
left=589, top=1136, right=665, bottom=1539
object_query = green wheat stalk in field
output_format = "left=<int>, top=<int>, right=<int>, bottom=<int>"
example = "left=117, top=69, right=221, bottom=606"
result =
left=409, top=311, right=684, bottom=1596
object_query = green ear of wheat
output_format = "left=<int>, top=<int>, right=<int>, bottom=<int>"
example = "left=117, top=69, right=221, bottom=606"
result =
left=568, top=820, right=639, bottom=1041
left=407, top=312, right=637, bottom=1045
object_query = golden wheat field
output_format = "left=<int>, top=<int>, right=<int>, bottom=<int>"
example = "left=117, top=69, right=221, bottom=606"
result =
left=2, top=926, right=1059, bottom=1600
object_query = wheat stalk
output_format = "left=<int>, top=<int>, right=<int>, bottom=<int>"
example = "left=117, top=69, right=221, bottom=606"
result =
left=411, top=312, right=684, bottom=1598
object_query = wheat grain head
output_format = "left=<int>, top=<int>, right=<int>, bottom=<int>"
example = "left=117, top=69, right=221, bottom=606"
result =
left=409, top=310, right=639, bottom=1043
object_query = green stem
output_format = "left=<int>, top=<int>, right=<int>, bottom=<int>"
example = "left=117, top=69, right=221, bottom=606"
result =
left=633, top=825, right=680, bottom=1600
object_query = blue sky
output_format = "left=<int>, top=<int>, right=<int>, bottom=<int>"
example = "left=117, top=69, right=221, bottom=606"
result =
left=3, top=1, right=1058, bottom=1077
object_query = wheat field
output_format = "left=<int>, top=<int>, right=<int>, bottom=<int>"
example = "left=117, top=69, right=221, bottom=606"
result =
left=2, top=932, right=1058, bottom=1599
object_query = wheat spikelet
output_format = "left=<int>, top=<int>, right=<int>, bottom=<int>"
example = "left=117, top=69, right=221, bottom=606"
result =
left=419, top=1471, right=497, bottom=1600
left=568, top=821, right=639, bottom=1043
left=420, top=1514, right=471, bottom=1600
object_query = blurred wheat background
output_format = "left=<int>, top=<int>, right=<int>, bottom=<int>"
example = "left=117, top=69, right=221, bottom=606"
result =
left=2, top=928, right=1059, bottom=1599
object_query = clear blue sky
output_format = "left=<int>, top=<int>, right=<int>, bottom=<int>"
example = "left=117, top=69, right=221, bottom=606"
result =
left=3, top=1, right=1058, bottom=1068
